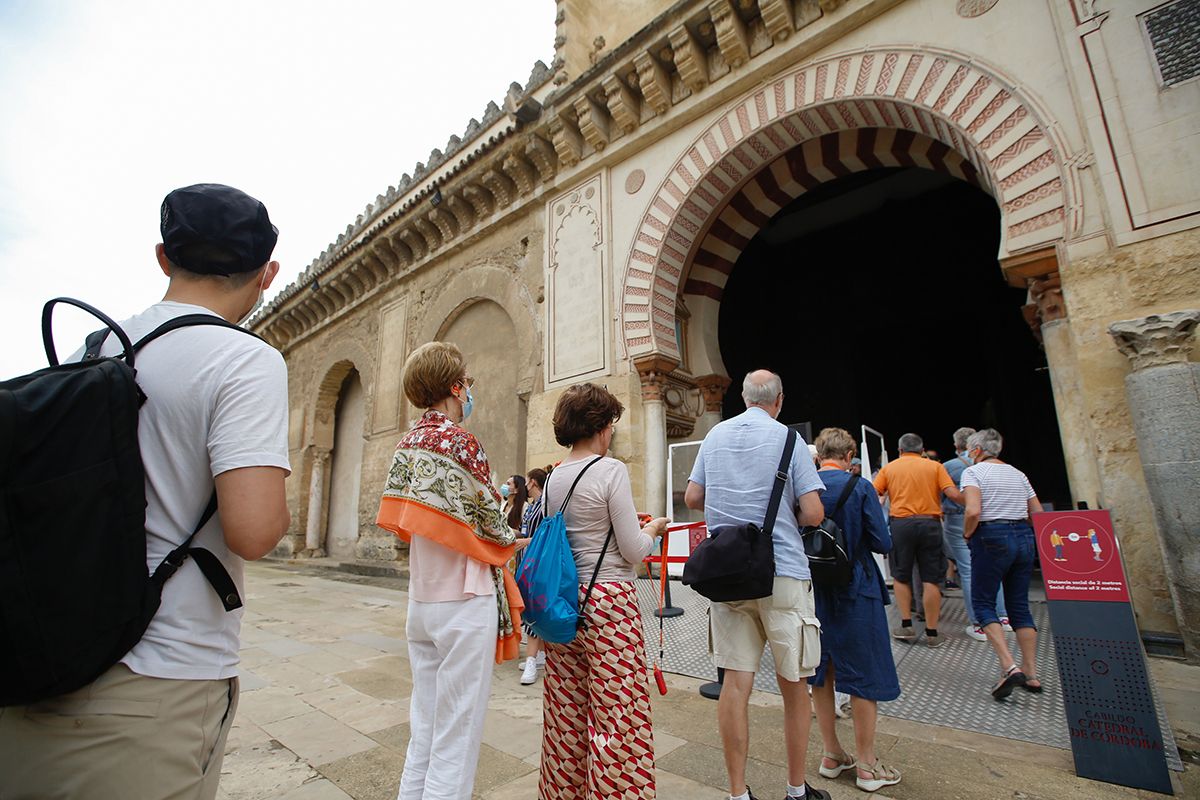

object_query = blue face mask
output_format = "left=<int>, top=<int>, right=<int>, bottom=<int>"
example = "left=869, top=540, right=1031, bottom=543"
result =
left=460, top=384, right=474, bottom=420
left=500, top=483, right=510, bottom=499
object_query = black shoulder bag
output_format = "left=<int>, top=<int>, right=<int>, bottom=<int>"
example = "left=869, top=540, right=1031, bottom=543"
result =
left=682, top=429, right=797, bottom=602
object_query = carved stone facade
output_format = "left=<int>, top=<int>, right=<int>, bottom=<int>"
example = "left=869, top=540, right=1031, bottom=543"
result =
left=255, top=0, right=1200, bottom=648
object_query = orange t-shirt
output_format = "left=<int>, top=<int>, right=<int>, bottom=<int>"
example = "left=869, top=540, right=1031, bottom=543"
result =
left=873, top=452, right=955, bottom=518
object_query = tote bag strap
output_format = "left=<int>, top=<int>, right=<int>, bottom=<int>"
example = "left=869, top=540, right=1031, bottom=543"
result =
left=761, top=429, right=798, bottom=536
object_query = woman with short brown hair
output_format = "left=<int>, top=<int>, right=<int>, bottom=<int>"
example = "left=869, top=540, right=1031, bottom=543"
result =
left=376, top=341, right=522, bottom=800
left=539, top=383, right=668, bottom=800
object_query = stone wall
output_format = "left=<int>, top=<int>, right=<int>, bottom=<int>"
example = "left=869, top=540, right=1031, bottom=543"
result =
left=1060, top=226, right=1200, bottom=633
left=275, top=209, right=546, bottom=561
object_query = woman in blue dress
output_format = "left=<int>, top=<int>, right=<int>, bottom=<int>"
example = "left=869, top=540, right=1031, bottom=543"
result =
left=808, top=428, right=902, bottom=793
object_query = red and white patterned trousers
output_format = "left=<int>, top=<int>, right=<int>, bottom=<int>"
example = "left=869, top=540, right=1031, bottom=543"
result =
left=539, top=581, right=655, bottom=800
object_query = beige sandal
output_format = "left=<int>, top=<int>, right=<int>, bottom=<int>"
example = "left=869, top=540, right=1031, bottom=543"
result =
left=818, top=750, right=856, bottom=779
left=856, top=760, right=901, bottom=792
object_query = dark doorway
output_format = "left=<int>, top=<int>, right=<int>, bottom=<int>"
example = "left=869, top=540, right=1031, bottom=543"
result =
left=717, top=166, right=1071, bottom=508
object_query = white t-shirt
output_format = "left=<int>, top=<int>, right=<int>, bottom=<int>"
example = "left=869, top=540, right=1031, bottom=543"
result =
left=960, top=461, right=1035, bottom=522
left=80, top=301, right=290, bottom=680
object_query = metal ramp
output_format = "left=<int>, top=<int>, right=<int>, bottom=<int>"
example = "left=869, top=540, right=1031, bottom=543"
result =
left=634, top=579, right=1183, bottom=771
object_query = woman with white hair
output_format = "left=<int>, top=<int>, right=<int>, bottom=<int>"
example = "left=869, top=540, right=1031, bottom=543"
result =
left=961, top=428, right=1044, bottom=700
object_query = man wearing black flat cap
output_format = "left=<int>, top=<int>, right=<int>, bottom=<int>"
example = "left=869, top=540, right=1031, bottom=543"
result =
left=0, top=184, right=291, bottom=800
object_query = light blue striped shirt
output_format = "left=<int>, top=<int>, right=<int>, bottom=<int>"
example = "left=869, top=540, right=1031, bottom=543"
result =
left=688, top=407, right=825, bottom=580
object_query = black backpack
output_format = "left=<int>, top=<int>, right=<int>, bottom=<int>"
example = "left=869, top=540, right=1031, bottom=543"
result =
left=801, top=474, right=860, bottom=589
left=0, top=298, right=252, bottom=706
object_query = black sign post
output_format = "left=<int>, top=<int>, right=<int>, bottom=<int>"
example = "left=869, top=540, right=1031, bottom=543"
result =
left=1033, top=510, right=1173, bottom=795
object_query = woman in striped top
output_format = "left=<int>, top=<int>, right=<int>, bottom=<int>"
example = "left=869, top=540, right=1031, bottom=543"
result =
left=961, top=428, right=1044, bottom=700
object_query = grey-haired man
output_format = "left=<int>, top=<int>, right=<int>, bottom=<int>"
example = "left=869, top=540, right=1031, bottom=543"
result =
left=685, top=370, right=829, bottom=800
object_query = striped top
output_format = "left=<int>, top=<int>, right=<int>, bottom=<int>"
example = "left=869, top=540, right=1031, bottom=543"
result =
left=960, top=461, right=1036, bottom=521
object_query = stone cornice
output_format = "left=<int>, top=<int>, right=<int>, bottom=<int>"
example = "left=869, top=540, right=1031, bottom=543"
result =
left=255, top=0, right=873, bottom=351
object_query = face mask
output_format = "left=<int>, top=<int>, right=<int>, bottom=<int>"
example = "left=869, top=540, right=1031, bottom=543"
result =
left=459, top=384, right=474, bottom=420
left=237, top=267, right=270, bottom=328
left=500, top=484, right=510, bottom=499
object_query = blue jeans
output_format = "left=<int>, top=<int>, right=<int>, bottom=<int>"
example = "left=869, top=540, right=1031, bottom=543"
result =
left=943, top=514, right=1006, bottom=625
left=967, top=520, right=1037, bottom=631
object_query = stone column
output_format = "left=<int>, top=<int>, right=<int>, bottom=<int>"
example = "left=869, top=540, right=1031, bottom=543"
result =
left=634, top=354, right=679, bottom=517
left=303, top=449, right=331, bottom=557
left=695, top=374, right=732, bottom=439
left=1028, top=274, right=1104, bottom=508
left=1109, top=309, right=1200, bottom=660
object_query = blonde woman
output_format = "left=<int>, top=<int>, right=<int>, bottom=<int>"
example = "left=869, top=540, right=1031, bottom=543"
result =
left=376, top=341, right=522, bottom=799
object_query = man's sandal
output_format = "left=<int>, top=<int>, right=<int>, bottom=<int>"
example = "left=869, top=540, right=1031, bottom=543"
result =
left=991, top=664, right=1026, bottom=700
left=818, top=750, right=856, bottom=779
left=856, top=760, right=901, bottom=792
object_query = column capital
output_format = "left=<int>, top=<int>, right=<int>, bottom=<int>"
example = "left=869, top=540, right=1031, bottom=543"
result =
left=633, top=354, right=680, bottom=402
left=695, top=374, right=732, bottom=413
left=1108, top=309, right=1200, bottom=372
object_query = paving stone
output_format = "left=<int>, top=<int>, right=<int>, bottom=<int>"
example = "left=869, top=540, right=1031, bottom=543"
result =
left=261, top=710, right=379, bottom=767
left=317, top=744, right=403, bottom=800
left=277, top=779, right=357, bottom=800
left=289, top=648, right=364, bottom=676
left=344, top=632, right=409, bottom=654
left=481, top=708, right=544, bottom=761
left=238, top=687, right=317, bottom=726
left=253, top=661, right=339, bottom=695
left=471, top=744, right=537, bottom=798
left=300, top=684, right=408, bottom=734
left=337, top=657, right=412, bottom=700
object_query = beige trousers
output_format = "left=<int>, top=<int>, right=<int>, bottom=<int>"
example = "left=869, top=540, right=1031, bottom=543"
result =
left=0, top=663, right=239, bottom=800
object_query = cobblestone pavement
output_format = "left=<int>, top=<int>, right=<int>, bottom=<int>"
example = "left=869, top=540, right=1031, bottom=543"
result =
left=217, top=563, right=1197, bottom=799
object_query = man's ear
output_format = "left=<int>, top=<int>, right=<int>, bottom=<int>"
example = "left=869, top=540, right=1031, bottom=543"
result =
left=156, top=244, right=172, bottom=277
left=260, top=260, right=281, bottom=291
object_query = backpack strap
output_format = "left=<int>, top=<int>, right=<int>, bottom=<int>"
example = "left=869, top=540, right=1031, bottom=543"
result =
left=578, top=524, right=616, bottom=633
left=149, top=491, right=243, bottom=612
left=545, top=455, right=604, bottom=515
left=131, top=314, right=263, bottom=352
left=832, top=474, right=860, bottom=516
left=761, top=429, right=798, bottom=536
left=80, top=314, right=263, bottom=360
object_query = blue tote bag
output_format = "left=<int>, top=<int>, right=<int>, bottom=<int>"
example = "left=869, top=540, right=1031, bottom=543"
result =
left=516, top=457, right=606, bottom=643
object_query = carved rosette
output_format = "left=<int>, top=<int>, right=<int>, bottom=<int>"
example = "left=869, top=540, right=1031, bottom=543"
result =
left=633, top=354, right=680, bottom=402
left=1108, top=310, right=1200, bottom=373
left=696, top=374, right=732, bottom=413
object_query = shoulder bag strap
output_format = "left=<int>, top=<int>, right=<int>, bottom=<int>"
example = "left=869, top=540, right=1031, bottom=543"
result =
left=832, top=474, right=860, bottom=516
left=761, top=429, right=798, bottom=536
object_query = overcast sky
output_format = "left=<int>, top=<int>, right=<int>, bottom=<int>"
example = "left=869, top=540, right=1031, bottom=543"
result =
left=0, top=1, right=554, bottom=378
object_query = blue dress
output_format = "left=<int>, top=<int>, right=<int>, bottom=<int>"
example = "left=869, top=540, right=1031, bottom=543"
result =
left=807, top=469, right=901, bottom=702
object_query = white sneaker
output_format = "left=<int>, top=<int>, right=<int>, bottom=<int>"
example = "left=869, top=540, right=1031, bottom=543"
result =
left=536, top=652, right=546, bottom=670
left=1001, top=617, right=1014, bottom=632
left=520, top=657, right=540, bottom=685
left=966, top=625, right=987, bottom=641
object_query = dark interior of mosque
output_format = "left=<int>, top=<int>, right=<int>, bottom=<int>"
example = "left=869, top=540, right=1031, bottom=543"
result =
left=718, top=166, right=1073, bottom=509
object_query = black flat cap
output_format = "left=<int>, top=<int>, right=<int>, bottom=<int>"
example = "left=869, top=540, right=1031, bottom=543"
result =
left=160, top=183, right=278, bottom=275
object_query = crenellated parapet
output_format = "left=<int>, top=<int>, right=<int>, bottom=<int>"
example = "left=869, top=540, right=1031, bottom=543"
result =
left=253, top=0, right=862, bottom=351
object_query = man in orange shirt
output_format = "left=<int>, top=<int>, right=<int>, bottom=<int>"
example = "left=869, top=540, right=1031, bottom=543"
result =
left=874, top=433, right=964, bottom=647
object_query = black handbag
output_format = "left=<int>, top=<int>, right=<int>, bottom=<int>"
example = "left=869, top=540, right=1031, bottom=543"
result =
left=682, top=429, right=797, bottom=602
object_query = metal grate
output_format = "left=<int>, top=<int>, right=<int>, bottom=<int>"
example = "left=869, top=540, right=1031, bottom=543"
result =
left=1143, top=0, right=1200, bottom=87
left=635, top=579, right=1183, bottom=771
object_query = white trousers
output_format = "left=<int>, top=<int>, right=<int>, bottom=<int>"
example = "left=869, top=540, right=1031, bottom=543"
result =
left=399, top=593, right=498, bottom=800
